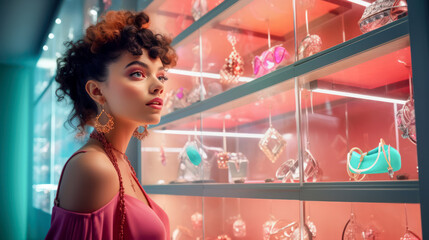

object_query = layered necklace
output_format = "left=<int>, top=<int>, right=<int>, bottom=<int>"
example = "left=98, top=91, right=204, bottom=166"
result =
left=110, top=145, right=139, bottom=194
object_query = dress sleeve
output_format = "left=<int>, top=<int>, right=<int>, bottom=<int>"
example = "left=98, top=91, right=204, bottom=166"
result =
left=45, top=205, right=117, bottom=240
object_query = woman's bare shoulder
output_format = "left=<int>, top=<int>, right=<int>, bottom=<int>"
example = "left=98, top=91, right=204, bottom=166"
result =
left=57, top=147, right=119, bottom=213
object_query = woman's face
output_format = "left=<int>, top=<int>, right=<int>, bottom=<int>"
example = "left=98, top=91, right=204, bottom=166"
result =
left=101, top=49, right=168, bottom=126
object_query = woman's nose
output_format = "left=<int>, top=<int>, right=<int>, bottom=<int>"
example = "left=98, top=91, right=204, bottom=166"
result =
left=150, top=77, right=164, bottom=95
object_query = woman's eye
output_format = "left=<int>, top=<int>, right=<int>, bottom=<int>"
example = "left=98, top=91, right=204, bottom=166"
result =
left=130, top=71, right=145, bottom=78
left=158, top=75, right=169, bottom=82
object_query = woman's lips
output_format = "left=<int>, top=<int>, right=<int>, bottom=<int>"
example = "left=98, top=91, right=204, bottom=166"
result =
left=146, top=97, right=163, bottom=110
left=146, top=104, right=162, bottom=110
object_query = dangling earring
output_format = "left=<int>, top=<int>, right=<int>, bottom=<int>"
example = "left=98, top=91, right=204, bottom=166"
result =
left=133, top=125, right=149, bottom=140
left=94, top=105, right=114, bottom=133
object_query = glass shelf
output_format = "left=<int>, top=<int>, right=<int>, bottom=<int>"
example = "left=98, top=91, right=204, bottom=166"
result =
left=144, top=180, right=419, bottom=203
left=147, top=194, right=422, bottom=240
left=151, top=17, right=409, bottom=130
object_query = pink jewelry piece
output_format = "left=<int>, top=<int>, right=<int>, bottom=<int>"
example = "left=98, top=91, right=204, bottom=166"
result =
left=160, top=146, right=166, bottom=166
left=253, top=45, right=289, bottom=78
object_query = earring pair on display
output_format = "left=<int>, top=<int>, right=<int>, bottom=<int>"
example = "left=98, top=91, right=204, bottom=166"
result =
left=94, top=105, right=149, bottom=140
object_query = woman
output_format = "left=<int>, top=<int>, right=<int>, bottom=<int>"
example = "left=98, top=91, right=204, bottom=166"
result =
left=45, top=10, right=177, bottom=240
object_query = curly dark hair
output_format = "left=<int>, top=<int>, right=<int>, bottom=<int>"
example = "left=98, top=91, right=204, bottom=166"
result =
left=55, top=10, right=177, bottom=137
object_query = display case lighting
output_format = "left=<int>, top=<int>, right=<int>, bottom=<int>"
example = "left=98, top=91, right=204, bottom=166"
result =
left=312, top=88, right=407, bottom=104
left=55, top=18, right=61, bottom=24
left=168, top=68, right=254, bottom=82
left=153, top=129, right=264, bottom=138
left=152, top=129, right=294, bottom=140
left=347, top=0, right=371, bottom=7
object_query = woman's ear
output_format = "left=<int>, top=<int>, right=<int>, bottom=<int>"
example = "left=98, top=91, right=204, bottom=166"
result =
left=85, top=79, right=106, bottom=105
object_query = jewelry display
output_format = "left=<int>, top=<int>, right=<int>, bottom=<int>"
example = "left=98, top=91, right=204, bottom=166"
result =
left=160, top=146, right=166, bottom=166
left=362, top=215, right=381, bottom=239
left=342, top=210, right=364, bottom=240
left=269, top=219, right=298, bottom=240
left=177, top=135, right=207, bottom=182
left=217, top=235, right=232, bottom=240
left=216, top=120, right=230, bottom=169
left=290, top=223, right=313, bottom=240
left=347, top=138, right=401, bottom=181
left=399, top=203, right=421, bottom=240
left=259, top=107, right=286, bottom=163
left=298, top=10, right=322, bottom=60
left=305, top=216, right=317, bottom=239
left=262, top=215, right=277, bottom=240
left=191, top=212, right=203, bottom=230
left=254, top=45, right=289, bottom=78
left=275, top=149, right=319, bottom=183
left=165, top=87, right=189, bottom=113
left=191, top=0, right=208, bottom=21
left=253, top=20, right=290, bottom=78
left=359, top=0, right=408, bottom=34
left=232, top=216, right=246, bottom=238
left=396, top=61, right=416, bottom=144
left=227, top=152, right=249, bottom=183
left=232, top=199, right=246, bottom=238
left=278, top=90, right=321, bottom=183
left=186, top=65, right=207, bottom=105
left=219, top=32, right=244, bottom=89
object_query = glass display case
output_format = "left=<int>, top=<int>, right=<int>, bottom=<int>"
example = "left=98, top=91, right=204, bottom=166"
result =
left=33, top=0, right=426, bottom=238
left=140, top=0, right=423, bottom=239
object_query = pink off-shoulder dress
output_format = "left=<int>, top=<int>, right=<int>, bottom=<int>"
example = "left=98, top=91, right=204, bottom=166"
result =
left=45, top=150, right=169, bottom=240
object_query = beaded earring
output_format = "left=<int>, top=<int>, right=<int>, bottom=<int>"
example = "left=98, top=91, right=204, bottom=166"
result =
left=133, top=125, right=149, bottom=140
left=94, top=105, right=114, bottom=133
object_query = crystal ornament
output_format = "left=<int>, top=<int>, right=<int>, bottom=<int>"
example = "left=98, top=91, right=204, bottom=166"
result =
left=191, top=212, right=203, bottom=230
left=359, top=0, right=408, bottom=34
left=177, top=138, right=207, bottom=182
left=217, top=235, right=232, bottom=240
left=269, top=220, right=298, bottom=240
left=291, top=224, right=313, bottom=240
left=342, top=213, right=364, bottom=240
left=160, top=146, right=166, bottom=166
left=306, top=216, right=317, bottom=239
left=275, top=149, right=319, bottom=182
left=298, top=34, right=322, bottom=60
left=259, top=126, right=286, bottom=163
left=233, top=217, right=247, bottom=238
left=396, top=98, right=416, bottom=144
left=227, top=152, right=249, bottom=183
left=400, top=230, right=421, bottom=240
left=220, top=34, right=244, bottom=89
left=216, top=152, right=230, bottom=169
left=187, top=81, right=207, bottom=105
left=262, top=218, right=277, bottom=240
left=191, top=0, right=208, bottom=21
left=298, top=9, right=322, bottom=60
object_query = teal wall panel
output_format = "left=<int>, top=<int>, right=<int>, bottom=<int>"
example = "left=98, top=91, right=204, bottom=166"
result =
left=0, top=63, right=33, bottom=239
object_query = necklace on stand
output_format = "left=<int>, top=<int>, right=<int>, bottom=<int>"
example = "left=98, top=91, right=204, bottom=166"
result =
left=111, top=146, right=139, bottom=194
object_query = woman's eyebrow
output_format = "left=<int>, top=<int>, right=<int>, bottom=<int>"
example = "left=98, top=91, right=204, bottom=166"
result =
left=124, top=61, right=149, bottom=69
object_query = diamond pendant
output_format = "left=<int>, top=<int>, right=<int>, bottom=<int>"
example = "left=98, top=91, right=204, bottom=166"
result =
left=259, top=126, right=286, bottom=163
